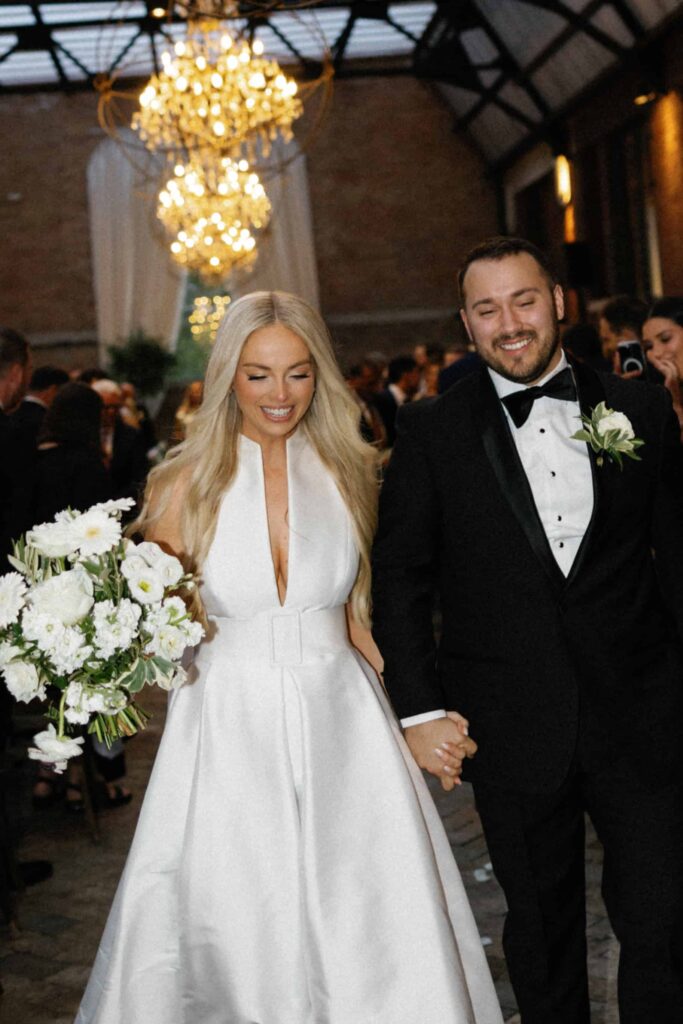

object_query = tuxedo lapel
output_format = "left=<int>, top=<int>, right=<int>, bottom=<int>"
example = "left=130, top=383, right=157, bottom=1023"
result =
left=565, top=360, right=609, bottom=584
left=473, top=369, right=567, bottom=597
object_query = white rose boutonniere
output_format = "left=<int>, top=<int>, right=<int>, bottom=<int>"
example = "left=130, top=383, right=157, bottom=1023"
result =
left=571, top=401, right=644, bottom=468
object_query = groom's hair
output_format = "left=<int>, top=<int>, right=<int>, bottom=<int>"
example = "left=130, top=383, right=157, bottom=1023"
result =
left=458, top=236, right=558, bottom=303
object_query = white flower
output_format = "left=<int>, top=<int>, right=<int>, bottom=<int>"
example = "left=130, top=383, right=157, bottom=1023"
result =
left=93, top=598, right=141, bottom=660
left=127, top=568, right=165, bottom=606
left=133, top=542, right=167, bottom=566
left=30, top=569, right=94, bottom=626
left=156, top=664, right=187, bottom=691
left=21, top=608, right=66, bottom=652
left=0, top=642, right=21, bottom=666
left=0, top=572, right=27, bottom=628
left=155, top=553, right=184, bottom=587
left=183, top=620, right=204, bottom=646
left=162, top=596, right=186, bottom=621
left=595, top=410, right=634, bottom=440
left=27, top=520, right=77, bottom=558
left=28, top=723, right=84, bottom=773
left=64, top=705, right=90, bottom=725
left=91, top=498, right=136, bottom=515
left=2, top=660, right=46, bottom=702
left=146, top=625, right=187, bottom=661
left=120, top=555, right=150, bottom=580
left=70, top=508, right=122, bottom=556
left=47, top=627, right=92, bottom=675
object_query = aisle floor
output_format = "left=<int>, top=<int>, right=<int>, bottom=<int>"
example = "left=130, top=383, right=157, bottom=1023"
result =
left=0, top=689, right=619, bottom=1023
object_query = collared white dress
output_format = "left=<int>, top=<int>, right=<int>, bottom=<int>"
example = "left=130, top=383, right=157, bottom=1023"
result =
left=76, top=430, right=502, bottom=1024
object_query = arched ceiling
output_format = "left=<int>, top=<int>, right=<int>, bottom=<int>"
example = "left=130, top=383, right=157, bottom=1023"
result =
left=0, top=0, right=679, bottom=165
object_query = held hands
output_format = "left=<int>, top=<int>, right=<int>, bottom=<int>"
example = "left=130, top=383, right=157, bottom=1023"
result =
left=403, top=713, right=477, bottom=792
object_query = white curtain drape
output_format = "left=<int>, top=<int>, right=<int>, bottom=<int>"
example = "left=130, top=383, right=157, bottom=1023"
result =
left=231, top=141, right=320, bottom=309
left=87, top=134, right=187, bottom=363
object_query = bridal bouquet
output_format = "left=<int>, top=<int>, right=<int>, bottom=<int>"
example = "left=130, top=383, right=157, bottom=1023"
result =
left=0, top=498, right=204, bottom=772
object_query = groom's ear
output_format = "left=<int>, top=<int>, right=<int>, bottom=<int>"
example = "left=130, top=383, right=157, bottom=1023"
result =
left=459, top=307, right=474, bottom=343
left=553, top=283, right=565, bottom=322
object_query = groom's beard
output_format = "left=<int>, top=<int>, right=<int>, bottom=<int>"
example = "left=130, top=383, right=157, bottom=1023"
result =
left=481, top=319, right=562, bottom=385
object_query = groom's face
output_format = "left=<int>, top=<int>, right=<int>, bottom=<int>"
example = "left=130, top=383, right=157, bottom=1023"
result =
left=460, top=252, right=565, bottom=385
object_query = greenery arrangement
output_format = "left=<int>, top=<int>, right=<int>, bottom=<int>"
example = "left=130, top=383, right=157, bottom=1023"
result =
left=108, top=331, right=176, bottom=396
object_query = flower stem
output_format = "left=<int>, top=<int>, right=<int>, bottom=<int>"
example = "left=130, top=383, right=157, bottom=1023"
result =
left=57, top=689, right=67, bottom=740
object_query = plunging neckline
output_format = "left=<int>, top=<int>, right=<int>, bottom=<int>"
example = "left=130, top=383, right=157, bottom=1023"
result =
left=240, top=430, right=302, bottom=609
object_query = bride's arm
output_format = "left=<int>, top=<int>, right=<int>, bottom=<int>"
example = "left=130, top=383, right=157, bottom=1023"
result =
left=346, top=608, right=384, bottom=679
left=143, top=475, right=188, bottom=560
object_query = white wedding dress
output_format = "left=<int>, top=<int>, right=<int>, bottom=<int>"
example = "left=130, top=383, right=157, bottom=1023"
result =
left=76, top=430, right=502, bottom=1024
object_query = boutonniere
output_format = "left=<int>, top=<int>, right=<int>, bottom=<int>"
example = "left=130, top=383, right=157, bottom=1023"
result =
left=570, top=401, right=644, bottom=468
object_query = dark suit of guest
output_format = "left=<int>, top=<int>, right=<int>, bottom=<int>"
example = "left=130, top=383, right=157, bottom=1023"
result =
left=373, top=388, right=401, bottom=448
left=32, top=444, right=111, bottom=524
left=372, top=361, right=683, bottom=1023
left=109, top=419, right=149, bottom=506
left=9, top=396, right=46, bottom=451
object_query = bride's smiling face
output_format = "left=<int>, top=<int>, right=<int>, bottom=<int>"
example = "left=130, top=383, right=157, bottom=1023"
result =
left=232, top=323, right=316, bottom=443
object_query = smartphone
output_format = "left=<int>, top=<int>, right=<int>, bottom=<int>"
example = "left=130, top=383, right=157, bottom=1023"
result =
left=617, top=340, right=646, bottom=376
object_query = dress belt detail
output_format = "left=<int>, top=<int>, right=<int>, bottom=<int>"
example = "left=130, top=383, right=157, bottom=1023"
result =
left=206, top=606, right=350, bottom=666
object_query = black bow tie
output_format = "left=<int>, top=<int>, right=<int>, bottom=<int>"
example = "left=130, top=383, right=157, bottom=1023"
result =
left=501, top=367, right=577, bottom=428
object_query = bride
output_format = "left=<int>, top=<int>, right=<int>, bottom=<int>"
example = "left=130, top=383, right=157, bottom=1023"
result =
left=76, top=292, right=502, bottom=1024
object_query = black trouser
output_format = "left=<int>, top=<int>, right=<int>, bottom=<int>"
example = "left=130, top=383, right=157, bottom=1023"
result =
left=474, top=760, right=683, bottom=1024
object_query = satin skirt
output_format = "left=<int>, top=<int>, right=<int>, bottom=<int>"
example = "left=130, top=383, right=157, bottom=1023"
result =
left=76, top=610, right=502, bottom=1024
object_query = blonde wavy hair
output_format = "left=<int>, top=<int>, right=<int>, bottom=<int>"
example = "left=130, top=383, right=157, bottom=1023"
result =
left=134, top=291, right=378, bottom=626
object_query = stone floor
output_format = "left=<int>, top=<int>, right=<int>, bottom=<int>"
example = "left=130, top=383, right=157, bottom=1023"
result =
left=0, top=690, right=620, bottom=1024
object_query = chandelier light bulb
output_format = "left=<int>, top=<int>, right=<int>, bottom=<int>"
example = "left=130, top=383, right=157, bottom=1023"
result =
left=156, top=152, right=271, bottom=282
left=132, top=17, right=303, bottom=162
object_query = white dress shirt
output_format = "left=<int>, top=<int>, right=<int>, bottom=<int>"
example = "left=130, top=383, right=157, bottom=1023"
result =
left=400, top=353, right=594, bottom=729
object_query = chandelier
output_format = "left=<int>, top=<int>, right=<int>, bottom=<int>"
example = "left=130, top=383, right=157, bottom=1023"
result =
left=132, top=18, right=303, bottom=162
left=157, top=154, right=271, bottom=281
left=189, top=293, right=232, bottom=344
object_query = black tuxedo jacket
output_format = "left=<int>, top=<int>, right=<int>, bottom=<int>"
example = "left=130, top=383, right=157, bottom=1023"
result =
left=372, top=362, right=683, bottom=794
left=9, top=397, right=45, bottom=450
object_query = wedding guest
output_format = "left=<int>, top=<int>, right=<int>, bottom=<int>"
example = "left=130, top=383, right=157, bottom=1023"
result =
left=0, top=327, right=52, bottom=897
left=346, top=365, right=387, bottom=446
left=120, top=381, right=157, bottom=455
left=0, top=328, right=32, bottom=567
left=76, top=290, right=501, bottom=1024
left=10, top=365, right=69, bottom=450
left=172, top=380, right=203, bottom=442
left=599, top=294, right=648, bottom=365
left=562, top=323, right=610, bottom=372
left=643, top=296, right=683, bottom=437
left=374, top=355, right=420, bottom=447
left=30, top=382, right=132, bottom=810
left=90, top=379, right=149, bottom=507
left=78, top=367, right=107, bottom=385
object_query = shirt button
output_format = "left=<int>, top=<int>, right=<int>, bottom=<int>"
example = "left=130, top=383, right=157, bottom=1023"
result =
left=557, top=515, right=562, bottom=522
left=540, top=428, right=546, bottom=434
left=550, top=470, right=556, bottom=477
left=559, top=542, right=565, bottom=548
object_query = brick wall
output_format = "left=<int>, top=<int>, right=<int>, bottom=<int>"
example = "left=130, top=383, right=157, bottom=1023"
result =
left=0, top=77, right=498, bottom=367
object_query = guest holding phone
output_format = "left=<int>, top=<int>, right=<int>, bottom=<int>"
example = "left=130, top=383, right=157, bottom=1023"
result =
left=643, top=297, right=683, bottom=438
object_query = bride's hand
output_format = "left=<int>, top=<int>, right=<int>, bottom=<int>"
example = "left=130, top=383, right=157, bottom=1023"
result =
left=403, top=717, right=475, bottom=791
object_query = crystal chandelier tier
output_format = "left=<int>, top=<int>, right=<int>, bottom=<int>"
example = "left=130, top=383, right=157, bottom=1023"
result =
left=157, top=154, right=271, bottom=281
left=132, top=17, right=303, bottom=162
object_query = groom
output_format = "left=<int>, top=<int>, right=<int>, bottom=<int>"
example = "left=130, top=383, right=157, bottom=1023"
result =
left=372, top=236, right=683, bottom=1023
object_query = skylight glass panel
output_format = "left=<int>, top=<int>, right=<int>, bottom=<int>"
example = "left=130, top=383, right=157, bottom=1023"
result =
left=389, top=2, right=436, bottom=39
left=0, top=5, right=34, bottom=29
left=0, top=33, right=18, bottom=59
left=39, top=2, right=146, bottom=25
left=346, top=21, right=415, bottom=58
left=0, top=49, right=58, bottom=84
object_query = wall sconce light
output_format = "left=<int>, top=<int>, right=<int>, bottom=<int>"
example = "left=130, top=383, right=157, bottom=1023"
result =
left=554, top=154, right=572, bottom=207
left=634, top=90, right=657, bottom=107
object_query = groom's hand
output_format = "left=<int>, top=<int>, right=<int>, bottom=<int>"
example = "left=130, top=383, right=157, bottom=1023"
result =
left=403, top=717, right=477, bottom=791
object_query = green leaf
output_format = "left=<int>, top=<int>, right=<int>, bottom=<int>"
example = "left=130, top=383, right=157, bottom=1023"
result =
left=119, top=658, right=146, bottom=694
